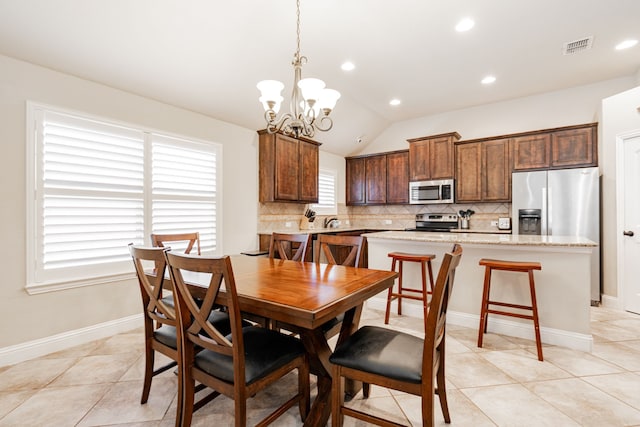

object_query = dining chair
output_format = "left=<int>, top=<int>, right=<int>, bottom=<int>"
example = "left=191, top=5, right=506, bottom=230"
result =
left=151, top=231, right=201, bottom=255
left=315, top=234, right=365, bottom=339
left=268, top=232, right=311, bottom=261
left=129, top=244, right=236, bottom=425
left=165, top=252, right=310, bottom=427
left=128, top=244, right=179, bottom=411
left=329, top=244, right=463, bottom=427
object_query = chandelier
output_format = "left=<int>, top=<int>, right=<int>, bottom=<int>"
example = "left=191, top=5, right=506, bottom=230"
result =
left=257, top=0, right=340, bottom=139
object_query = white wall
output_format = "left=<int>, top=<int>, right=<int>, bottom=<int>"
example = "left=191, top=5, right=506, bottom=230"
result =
left=362, top=77, right=635, bottom=154
left=0, top=54, right=259, bottom=348
left=601, top=85, right=640, bottom=300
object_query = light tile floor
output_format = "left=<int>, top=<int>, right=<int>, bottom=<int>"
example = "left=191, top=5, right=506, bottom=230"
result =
left=1, top=305, right=639, bottom=426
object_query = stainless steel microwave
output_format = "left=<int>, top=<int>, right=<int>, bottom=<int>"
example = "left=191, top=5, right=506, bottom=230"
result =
left=409, top=179, right=455, bottom=204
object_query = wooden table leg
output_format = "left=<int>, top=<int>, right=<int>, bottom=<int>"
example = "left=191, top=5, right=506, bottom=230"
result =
left=300, top=305, right=363, bottom=426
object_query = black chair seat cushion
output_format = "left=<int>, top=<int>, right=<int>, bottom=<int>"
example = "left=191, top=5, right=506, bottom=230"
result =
left=330, top=325, right=426, bottom=384
left=194, top=326, right=305, bottom=385
left=160, top=295, right=245, bottom=336
left=154, top=325, right=178, bottom=349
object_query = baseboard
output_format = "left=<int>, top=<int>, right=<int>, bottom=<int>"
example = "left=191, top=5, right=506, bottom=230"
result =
left=0, top=314, right=143, bottom=367
left=601, top=294, right=622, bottom=310
left=367, top=297, right=593, bottom=353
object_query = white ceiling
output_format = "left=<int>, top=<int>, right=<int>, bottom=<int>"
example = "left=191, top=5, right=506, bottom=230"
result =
left=0, top=0, right=639, bottom=156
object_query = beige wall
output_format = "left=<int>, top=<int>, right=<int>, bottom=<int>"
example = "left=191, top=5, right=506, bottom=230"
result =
left=0, top=54, right=259, bottom=348
left=601, top=85, right=640, bottom=301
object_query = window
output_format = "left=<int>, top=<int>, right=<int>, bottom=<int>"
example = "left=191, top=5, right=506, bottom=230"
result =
left=312, top=169, right=337, bottom=215
left=26, top=103, right=221, bottom=293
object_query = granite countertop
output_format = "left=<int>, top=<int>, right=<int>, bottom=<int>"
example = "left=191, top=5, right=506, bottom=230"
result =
left=258, top=226, right=401, bottom=235
left=362, top=230, right=597, bottom=247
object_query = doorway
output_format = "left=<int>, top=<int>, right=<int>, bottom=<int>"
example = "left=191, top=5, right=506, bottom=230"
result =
left=618, top=130, right=640, bottom=314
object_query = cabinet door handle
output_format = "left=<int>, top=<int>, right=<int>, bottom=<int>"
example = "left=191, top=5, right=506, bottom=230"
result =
left=623, top=230, right=635, bottom=237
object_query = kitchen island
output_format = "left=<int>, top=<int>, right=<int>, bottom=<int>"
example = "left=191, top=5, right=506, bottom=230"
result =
left=363, top=231, right=598, bottom=352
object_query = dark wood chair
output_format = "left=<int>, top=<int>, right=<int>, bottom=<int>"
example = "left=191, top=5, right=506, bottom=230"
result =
left=329, top=244, right=463, bottom=427
left=128, top=245, right=179, bottom=408
left=165, top=252, right=310, bottom=427
left=268, top=232, right=311, bottom=261
left=151, top=232, right=201, bottom=255
left=129, top=244, right=235, bottom=425
left=315, top=234, right=365, bottom=339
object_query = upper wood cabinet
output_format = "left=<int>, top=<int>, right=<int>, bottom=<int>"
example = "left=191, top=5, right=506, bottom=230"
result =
left=346, top=157, right=366, bottom=205
left=455, top=138, right=511, bottom=203
left=258, top=130, right=320, bottom=203
left=513, top=123, right=597, bottom=170
left=386, top=151, right=409, bottom=204
left=408, top=132, right=460, bottom=181
left=455, top=142, right=482, bottom=202
left=551, top=126, right=596, bottom=168
left=346, top=150, right=408, bottom=205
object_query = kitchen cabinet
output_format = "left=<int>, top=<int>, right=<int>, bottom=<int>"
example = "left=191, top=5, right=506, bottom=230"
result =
left=512, top=123, right=597, bottom=170
left=386, top=151, right=409, bottom=204
left=456, top=138, right=511, bottom=203
left=408, top=132, right=460, bottom=181
left=345, top=154, right=386, bottom=205
left=346, top=151, right=408, bottom=205
left=551, top=125, right=596, bottom=168
left=258, top=130, right=320, bottom=203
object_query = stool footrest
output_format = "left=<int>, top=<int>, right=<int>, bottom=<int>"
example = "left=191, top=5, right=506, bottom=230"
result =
left=486, top=309, right=535, bottom=321
left=487, top=300, right=533, bottom=311
left=390, top=293, right=429, bottom=302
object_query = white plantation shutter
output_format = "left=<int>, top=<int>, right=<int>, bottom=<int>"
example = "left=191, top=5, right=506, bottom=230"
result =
left=27, top=104, right=221, bottom=292
left=151, top=135, right=217, bottom=253
left=312, top=169, right=337, bottom=215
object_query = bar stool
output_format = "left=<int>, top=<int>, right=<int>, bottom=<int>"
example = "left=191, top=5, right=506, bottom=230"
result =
left=385, top=252, right=436, bottom=324
left=477, top=258, right=544, bottom=361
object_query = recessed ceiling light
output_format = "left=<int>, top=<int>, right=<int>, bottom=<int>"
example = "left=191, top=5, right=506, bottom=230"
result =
left=481, top=75, right=496, bottom=85
left=455, top=18, right=475, bottom=32
left=389, top=99, right=401, bottom=106
left=341, top=61, right=355, bottom=71
left=615, top=39, right=638, bottom=50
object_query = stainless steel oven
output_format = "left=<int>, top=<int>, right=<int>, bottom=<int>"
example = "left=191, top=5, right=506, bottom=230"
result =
left=409, top=179, right=454, bottom=204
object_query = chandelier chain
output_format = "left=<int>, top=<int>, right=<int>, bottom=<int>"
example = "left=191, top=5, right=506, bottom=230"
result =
left=295, top=0, right=301, bottom=62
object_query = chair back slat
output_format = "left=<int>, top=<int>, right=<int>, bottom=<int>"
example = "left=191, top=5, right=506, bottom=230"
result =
left=268, top=232, right=311, bottom=261
left=128, top=244, right=175, bottom=327
left=151, top=232, right=201, bottom=255
left=423, top=244, right=463, bottom=375
left=316, top=234, right=364, bottom=267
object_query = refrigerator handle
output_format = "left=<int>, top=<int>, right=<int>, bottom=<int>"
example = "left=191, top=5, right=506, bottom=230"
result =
left=542, top=187, right=549, bottom=235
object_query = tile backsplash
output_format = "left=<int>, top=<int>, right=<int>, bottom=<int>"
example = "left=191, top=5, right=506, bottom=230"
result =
left=258, top=202, right=511, bottom=232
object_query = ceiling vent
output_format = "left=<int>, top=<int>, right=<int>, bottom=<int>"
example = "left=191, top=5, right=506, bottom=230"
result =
left=563, top=36, right=594, bottom=55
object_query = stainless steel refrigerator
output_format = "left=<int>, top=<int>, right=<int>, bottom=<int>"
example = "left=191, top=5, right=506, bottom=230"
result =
left=511, top=167, right=600, bottom=302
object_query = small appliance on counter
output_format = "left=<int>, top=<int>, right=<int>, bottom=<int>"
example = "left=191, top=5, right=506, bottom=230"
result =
left=498, top=217, right=511, bottom=230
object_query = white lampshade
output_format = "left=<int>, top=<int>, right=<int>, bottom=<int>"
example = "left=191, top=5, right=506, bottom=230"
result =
left=317, top=88, right=341, bottom=111
left=257, top=80, right=285, bottom=111
left=297, top=78, right=325, bottom=102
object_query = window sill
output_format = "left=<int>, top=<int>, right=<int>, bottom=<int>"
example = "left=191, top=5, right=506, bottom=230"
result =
left=26, top=272, right=136, bottom=295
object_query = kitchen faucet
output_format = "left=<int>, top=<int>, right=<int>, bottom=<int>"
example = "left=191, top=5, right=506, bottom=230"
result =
left=324, top=216, right=339, bottom=228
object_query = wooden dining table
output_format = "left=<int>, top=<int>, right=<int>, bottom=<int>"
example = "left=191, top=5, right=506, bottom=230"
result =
left=163, top=254, right=397, bottom=427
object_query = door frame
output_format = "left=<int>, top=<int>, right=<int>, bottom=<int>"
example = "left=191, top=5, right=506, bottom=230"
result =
left=615, top=128, right=640, bottom=312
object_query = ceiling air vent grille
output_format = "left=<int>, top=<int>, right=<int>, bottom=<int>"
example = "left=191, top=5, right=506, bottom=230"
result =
left=563, top=36, right=594, bottom=55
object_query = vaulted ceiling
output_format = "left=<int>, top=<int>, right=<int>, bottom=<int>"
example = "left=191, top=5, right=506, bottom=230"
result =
left=0, top=0, right=639, bottom=156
